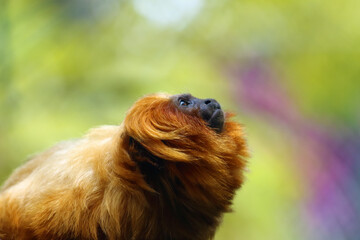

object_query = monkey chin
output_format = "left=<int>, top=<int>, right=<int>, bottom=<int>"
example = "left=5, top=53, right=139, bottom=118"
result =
left=0, top=93, right=248, bottom=240
left=208, top=108, right=224, bottom=133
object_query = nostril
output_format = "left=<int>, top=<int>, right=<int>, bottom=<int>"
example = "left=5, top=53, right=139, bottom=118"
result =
left=204, top=99, right=211, bottom=105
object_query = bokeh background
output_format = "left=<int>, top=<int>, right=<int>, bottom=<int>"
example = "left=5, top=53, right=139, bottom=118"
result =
left=1, top=0, right=360, bottom=239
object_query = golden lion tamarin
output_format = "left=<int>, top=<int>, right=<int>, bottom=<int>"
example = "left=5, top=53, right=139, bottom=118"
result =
left=0, top=93, right=248, bottom=240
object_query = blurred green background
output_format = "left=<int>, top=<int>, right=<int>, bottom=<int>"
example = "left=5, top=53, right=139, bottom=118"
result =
left=1, top=0, right=360, bottom=239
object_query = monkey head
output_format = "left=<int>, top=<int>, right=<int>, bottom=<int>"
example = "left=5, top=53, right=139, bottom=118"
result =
left=121, top=93, right=247, bottom=195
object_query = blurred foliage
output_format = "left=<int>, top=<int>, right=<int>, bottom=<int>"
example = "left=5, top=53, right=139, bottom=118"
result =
left=1, top=0, right=360, bottom=239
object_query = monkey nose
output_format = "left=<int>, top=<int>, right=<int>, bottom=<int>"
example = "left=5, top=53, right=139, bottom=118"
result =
left=204, top=99, right=221, bottom=110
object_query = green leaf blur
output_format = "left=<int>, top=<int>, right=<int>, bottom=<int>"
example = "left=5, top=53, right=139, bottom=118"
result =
left=1, top=0, right=359, bottom=239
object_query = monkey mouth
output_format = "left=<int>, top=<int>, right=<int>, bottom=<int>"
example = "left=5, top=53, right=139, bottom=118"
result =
left=207, top=109, right=224, bottom=133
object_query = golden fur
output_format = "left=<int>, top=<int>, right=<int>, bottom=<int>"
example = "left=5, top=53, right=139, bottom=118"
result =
left=0, top=93, right=248, bottom=240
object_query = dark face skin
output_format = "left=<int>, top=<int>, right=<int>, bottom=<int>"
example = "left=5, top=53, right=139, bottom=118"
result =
left=171, top=94, right=224, bottom=133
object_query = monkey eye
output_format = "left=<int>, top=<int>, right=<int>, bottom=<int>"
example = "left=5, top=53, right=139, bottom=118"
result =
left=179, top=99, right=190, bottom=106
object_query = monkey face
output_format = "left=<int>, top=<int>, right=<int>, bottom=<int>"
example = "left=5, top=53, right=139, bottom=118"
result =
left=171, top=93, right=224, bottom=133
